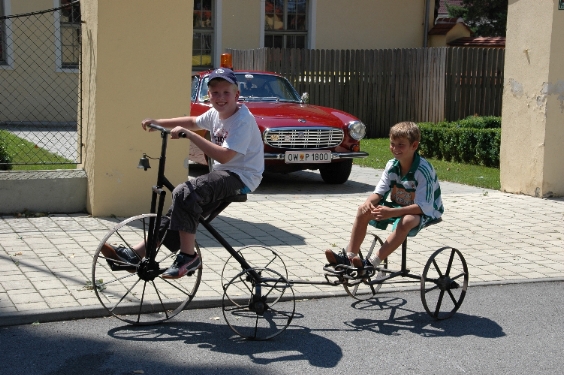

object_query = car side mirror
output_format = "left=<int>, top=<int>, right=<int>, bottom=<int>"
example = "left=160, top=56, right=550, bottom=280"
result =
left=301, top=92, right=309, bottom=104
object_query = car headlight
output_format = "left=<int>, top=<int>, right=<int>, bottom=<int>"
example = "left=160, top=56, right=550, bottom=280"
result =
left=348, top=121, right=366, bottom=140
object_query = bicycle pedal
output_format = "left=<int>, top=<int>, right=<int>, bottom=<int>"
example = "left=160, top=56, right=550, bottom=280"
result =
left=106, top=260, right=137, bottom=273
left=323, top=272, right=345, bottom=285
left=323, top=263, right=345, bottom=276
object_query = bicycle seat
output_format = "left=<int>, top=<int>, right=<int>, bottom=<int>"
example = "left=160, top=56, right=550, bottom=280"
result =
left=424, top=217, right=442, bottom=228
left=223, top=194, right=247, bottom=203
left=201, top=194, right=248, bottom=224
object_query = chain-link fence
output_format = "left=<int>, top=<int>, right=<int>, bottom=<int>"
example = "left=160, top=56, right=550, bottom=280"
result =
left=0, top=0, right=81, bottom=169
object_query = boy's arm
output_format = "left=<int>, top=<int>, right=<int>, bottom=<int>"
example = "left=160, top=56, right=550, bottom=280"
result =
left=141, top=116, right=201, bottom=131
left=365, top=193, right=382, bottom=206
left=372, top=203, right=422, bottom=220
left=141, top=116, right=238, bottom=163
left=358, top=193, right=383, bottom=214
left=177, top=129, right=237, bottom=164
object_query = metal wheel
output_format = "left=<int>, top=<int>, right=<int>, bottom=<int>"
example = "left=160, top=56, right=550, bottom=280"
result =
left=221, top=245, right=288, bottom=306
left=344, top=234, right=388, bottom=301
left=92, top=214, right=202, bottom=325
left=222, top=267, right=295, bottom=340
left=421, top=247, right=469, bottom=320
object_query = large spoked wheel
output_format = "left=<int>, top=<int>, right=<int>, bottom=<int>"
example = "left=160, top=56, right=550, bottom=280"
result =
left=92, top=214, right=202, bottom=325
left=223, top=267, right=295, bottom=340
left=344, top=234, right=388, bottom=301
left=421, top=247, right=469, bottom=320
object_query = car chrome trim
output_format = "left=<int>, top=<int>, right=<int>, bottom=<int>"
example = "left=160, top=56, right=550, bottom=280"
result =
left=263, top=127, right=344, bottom=149
left=347, top=120, right=367, bottom=141
left=264, top=152, right=369, bottom=160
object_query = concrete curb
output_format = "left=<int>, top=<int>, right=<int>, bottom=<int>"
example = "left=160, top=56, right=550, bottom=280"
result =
left=3, top=278, right=563, bottom=328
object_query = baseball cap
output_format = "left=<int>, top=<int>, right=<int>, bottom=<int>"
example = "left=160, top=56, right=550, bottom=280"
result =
left=207, top=68, right=238, bottom=86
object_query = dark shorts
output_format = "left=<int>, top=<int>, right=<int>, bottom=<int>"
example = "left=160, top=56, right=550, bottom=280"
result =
left=158, top=170, right=245, bottom=251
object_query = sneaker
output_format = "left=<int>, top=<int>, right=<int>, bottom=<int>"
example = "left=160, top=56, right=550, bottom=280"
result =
left=325, top=249, right=354, bottom=266
left=162, top=252, right=202, bottom=279
left=352, top=257, right=374, bottom=279
left=100, top=244, right=141, bottom=273
left=351, top=256, right=366, bottom=270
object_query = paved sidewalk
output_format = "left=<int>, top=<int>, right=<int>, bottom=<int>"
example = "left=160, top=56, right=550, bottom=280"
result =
left=1, top=165, right=563, bottom=326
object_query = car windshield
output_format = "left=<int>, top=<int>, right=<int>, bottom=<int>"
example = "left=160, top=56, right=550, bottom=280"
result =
left=198, top=73, right=301, bottom=103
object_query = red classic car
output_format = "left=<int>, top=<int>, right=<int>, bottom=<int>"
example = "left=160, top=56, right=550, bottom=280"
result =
left=189, top=68, right=368, bottom=184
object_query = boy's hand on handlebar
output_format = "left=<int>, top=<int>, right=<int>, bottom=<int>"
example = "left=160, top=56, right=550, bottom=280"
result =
left=170, top=126, right=189, bottom=139
left=141, top=118, right=158, bottom=131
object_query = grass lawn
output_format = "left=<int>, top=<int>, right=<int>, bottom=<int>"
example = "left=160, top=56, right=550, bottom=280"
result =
left=1, top=131, right=500, bottom=189
left=355, top=138, right=500, bottom=190
left=0, top=130, right=76, bottom=171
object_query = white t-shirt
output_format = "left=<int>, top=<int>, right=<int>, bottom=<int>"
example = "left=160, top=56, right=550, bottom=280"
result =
left=196, top=104, right=264, bottom=191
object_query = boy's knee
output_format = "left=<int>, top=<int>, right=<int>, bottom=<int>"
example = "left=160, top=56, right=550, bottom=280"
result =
left=355, top=205, right=371, bottom=220
left=172, top=183, right=188, bottom=202
left=398, top=215, right=420, bottom=230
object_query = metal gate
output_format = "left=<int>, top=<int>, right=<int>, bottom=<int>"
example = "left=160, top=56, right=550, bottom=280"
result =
left=0, top=0, right=81, bottom=169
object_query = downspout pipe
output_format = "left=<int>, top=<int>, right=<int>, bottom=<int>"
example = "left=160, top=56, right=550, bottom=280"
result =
left=424, top=0, right=431, bottom=47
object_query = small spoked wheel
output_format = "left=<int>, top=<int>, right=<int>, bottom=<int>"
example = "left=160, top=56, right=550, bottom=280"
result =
left=92, top=214, right=202, bottom=325
left=420, top=246, right=469, bottom=320
left=344, top=234, right=388, bottom=301
left=221, top=245, right=288, bottom=306
left=222, top=267, right=295, bottom=340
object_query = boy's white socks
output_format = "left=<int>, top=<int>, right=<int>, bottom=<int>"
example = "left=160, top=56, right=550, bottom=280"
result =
left=368, top=255, right=382, bottom=268
left=346, top=252, right=357, bottom=261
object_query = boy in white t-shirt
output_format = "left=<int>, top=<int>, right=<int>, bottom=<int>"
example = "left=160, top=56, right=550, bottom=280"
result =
left=102, top=68, right=264, bottom=279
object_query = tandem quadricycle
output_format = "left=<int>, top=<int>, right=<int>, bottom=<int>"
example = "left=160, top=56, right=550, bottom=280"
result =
left=91, top=124, right=469, bottom=340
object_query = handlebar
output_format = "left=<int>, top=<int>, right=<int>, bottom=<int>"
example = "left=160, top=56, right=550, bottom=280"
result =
left=147, top=123, right=186, bottom=138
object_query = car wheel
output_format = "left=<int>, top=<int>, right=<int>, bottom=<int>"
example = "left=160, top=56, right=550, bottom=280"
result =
left=319, top=159, right=352, bottom=184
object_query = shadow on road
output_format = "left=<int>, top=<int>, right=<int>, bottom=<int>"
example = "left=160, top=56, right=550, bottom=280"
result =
left=108, top=316, right=342, bottom=368
left=346, top=295, right=504, bottom=338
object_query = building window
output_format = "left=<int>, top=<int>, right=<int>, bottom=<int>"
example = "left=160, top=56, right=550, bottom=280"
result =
left=265, top=0, right=307, bottom=49
left=59, top=0, right=81, bottom=69
left=193, top=0, right=213, bottom=70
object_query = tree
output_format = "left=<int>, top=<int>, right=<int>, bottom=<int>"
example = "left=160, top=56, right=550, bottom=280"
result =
left=447, top=0, right=508, bottom=37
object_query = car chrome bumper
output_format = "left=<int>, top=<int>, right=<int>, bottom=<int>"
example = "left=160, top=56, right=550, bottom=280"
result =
left=264, top=152, right=369, bottom=160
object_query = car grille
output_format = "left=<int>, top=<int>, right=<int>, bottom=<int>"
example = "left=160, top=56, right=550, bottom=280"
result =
left=263, top=127, right=344, bottom=149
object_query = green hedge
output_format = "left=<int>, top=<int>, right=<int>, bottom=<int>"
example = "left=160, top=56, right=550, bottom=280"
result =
left=0, top=131, right=13, bottom=170
left=418, top=116, right=501, bottom=168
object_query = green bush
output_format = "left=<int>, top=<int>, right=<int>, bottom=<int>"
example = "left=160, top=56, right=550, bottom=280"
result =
left=419, top=116, right=501, bottom=167
left=0, top=132, right=13, bottom=170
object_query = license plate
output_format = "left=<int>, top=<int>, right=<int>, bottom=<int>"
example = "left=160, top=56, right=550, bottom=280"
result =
left=285, top=150, right=331, bottom=163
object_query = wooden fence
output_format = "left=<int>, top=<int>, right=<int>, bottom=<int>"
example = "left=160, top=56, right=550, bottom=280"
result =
left=445, top=47, right=505, bottom=121
left=227, top=47, right=505, bottom=138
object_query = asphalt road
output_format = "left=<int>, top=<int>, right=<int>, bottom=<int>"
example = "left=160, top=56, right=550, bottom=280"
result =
left=1, top=281, right=563, bottom=375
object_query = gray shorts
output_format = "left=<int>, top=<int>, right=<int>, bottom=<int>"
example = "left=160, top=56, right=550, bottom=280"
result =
left=158, top=170, right=245, bottom=251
